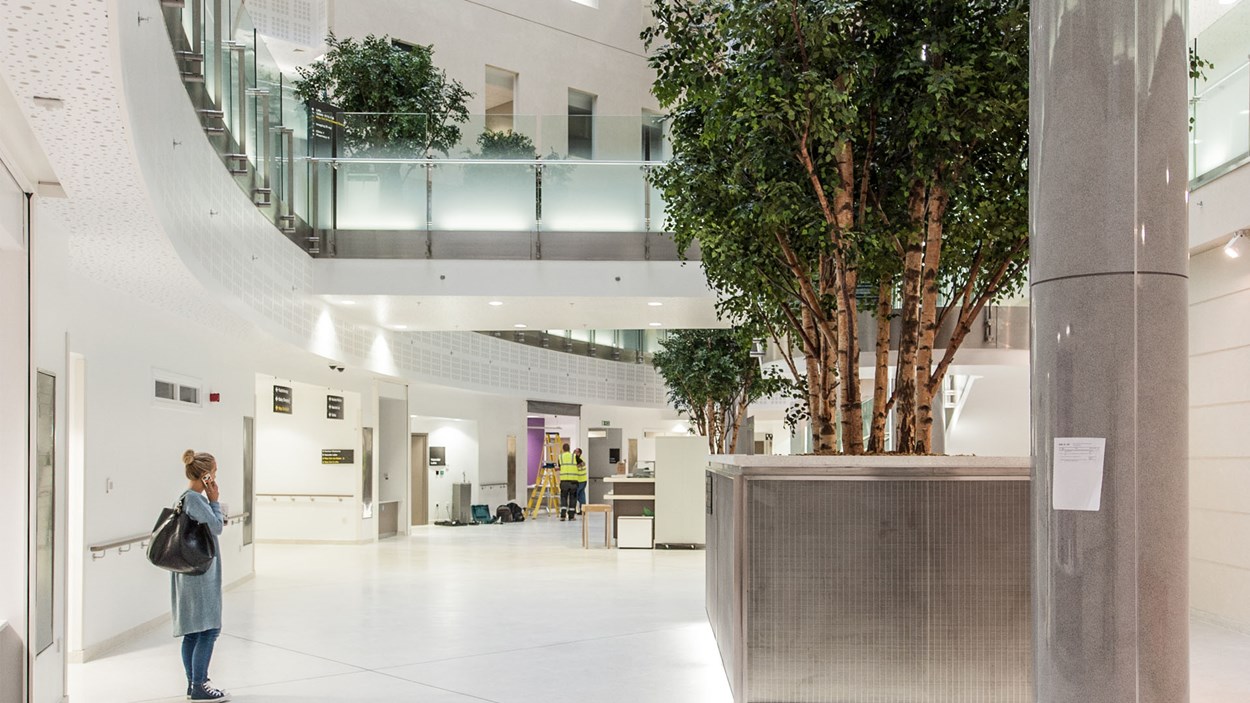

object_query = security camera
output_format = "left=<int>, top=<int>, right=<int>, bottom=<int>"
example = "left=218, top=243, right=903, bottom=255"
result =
left=335, top=366, right=345, bottom=373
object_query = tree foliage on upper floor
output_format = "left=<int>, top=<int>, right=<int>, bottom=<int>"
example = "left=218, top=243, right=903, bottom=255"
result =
left=644, top=0, right=1029, bottom=454
left=293, top=34, right=471, bottom=156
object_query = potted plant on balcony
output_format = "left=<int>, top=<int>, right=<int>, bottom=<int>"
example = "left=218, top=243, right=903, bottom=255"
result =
left=644, top=0, right=1029, bottom=454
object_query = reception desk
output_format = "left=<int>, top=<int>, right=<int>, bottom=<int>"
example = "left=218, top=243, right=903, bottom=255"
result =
left=604, top=476, right=655, bottom=540
left=707, top=456, right=1032, bottom=703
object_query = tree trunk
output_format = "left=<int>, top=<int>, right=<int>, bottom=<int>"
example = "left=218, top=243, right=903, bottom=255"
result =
left=803, top=307, right=837, bottom=452
left=894, top=182, right=928, bottom=453
left=833, top=142, right=864, bottom=454
left=868, top=278, right=893, bottom=453
left=915, top=183, right=949, bottom=454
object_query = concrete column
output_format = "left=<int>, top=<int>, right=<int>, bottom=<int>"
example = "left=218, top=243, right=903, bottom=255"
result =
left=1030, top=0, right=1189, bottom=702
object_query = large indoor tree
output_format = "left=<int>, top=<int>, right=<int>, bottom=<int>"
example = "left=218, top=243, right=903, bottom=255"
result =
left=644, top=0, right=1028, bottom=454
left=651, top=329, right=790, bottom=454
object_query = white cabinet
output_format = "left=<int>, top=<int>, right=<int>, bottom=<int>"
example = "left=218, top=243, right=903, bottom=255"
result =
left=654, top=436, right=709, bottom=546
left=617, top=516, right=654, bottom=549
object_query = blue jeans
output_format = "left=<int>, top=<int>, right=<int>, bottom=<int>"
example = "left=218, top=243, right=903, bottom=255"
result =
left=577, top=482, right=587, bottom=508
left=181, top=627, right=220, bottom=685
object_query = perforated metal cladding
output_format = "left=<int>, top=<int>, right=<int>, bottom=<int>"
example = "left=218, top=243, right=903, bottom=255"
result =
left=706, top=471, right=738, bottom=699
left=745, top=480, right=1031, bottom=703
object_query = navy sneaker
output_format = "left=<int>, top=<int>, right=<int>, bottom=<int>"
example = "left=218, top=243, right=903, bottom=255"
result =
left=190, top=681, right=230, bottom=701
left=187, top=678, right=214, bottom=699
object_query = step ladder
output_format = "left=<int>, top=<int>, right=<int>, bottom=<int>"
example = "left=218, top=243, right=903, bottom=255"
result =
left=525, top=433, right=564, bottom=519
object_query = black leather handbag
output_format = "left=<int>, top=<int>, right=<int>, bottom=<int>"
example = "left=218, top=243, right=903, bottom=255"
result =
left=147, top=494, right=216, bottom=575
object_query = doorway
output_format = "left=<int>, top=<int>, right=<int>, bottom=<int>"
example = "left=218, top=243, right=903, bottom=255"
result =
left=410, top=433, right=428, bottom=526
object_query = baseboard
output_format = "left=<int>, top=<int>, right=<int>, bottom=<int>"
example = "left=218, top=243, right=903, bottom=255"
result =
left=225, top=572, right=255, bottom=591
left=75, top=611, right=170, bottom=664
left=1192, top=607, right=1250, bottom=636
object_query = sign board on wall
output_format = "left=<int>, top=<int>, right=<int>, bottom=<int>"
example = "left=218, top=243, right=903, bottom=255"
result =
left=321, top=449, right=355, bottom=465
left=273, top=385, right=292, bottom=414
left=326, top=395, right=344, bottom=420
left=429, top=446, right=446, bottom=466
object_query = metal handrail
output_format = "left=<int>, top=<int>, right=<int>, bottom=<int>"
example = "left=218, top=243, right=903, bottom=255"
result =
left=309, top=156, right=666, bottom=167
left=88, top=512, right=251, bottom=559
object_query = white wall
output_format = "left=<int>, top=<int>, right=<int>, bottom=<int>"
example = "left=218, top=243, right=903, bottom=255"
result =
left=578, top=403, right=685, bottom=467
left=1190, top=162, right=1250, bottom=251
left=1189, top=245, right=1250, bottom=631
left=254, top=376, right=365, bottom=542
left=328, top=0, right=659, bottom=121
left=943, top=365, right=1031, bottom=457
left=0, top=206, right=28, bottom=703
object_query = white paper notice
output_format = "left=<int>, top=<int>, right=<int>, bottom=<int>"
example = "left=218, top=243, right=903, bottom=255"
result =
left=1052, top=437, right=1107, bottom=511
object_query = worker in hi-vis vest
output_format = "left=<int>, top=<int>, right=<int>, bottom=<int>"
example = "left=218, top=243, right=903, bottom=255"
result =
left=573, top=447, right=589, bottom=515
left=558, top=443, right=581, bottom=521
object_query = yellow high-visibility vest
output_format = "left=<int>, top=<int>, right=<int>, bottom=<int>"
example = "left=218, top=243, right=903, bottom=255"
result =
left=558, top=452, right=580, bottom=481
left=574, top=458, right=588, bottom=482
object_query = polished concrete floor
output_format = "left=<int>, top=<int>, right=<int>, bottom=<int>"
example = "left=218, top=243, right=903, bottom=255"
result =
left=72, top=517, right=1250, bottom=702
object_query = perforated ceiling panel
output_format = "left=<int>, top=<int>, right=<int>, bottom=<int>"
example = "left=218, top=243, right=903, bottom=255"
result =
left=0, top=0, right=667, bottom=406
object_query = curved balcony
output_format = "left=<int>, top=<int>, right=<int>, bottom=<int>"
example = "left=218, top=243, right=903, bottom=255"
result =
left=158, top=1, right=684, bottom=261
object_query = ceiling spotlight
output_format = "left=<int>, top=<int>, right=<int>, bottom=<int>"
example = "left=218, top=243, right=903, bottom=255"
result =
left=514, top=323, right=527, bottom=328
left=563, top=339, right=574, bottom=352
left=1225, top=231, right=1248, bottom=259
left=391, top=324, right=408, bottom=330
left=514, top=331, right=526, bottom=343
left=540, top=334, right=550, bottom=348
left=488, top=301, right=504, bottom=306
left=337, top=299, right=357, bottom=305
left=649, top=322, right=663, bottom=327
left=647, top=301, right=663, bottom=307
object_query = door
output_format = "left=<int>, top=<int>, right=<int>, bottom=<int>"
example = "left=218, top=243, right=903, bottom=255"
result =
left=506, top=435, right=517, bottom=501
left=32, top=370, right=65, bottom=703
left=410, top=434, right=428, bottom=525
left=242, top=417, right=254, bottom=546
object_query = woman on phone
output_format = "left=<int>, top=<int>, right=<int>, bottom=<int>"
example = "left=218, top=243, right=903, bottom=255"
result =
left=173, top=450, right=229, bottom=701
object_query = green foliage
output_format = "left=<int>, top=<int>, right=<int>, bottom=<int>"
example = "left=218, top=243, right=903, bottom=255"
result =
left=651, top=329, right=792, bottom=453
left=292, top=34, right=471, bottom=156
left=476, top=130, right=538, bottom=159
left=644, top=0, right=1030, bottom=453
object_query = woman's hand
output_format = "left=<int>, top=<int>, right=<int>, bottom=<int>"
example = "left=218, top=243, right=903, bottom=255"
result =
left=203, top=474, right=221, bottom=502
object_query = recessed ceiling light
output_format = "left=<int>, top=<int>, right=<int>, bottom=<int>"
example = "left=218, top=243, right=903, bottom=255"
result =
left=647, top=301, right=663, bottom=307
left=391, top=324, right=408, bottom=330
left=488, top=301, right=504, bottom=306
left=514, top=323, right=527, bottom=328
left=337, top=299, right=357, bottom=305
left=649, top=322, right=663, bottom=327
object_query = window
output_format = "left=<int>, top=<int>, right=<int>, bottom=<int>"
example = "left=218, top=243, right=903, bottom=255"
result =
left=485, top=66, right=517, bottom=133
left=390, top=38, right=418, bottom=53
left=153, top=370, right=203, bottom=409
left=642, top=111, right=665, bottom=161
left=568, top=89, right=595, bottom=159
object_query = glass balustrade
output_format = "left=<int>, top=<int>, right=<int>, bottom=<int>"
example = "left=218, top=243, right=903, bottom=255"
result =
left=1191, top=1, right=1250, bottom=185
left=160, top=3, right=674, bottom=258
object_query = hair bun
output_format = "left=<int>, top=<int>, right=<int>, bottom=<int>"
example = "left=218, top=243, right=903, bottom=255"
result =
left=182, top=449, right=196, bottom=466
